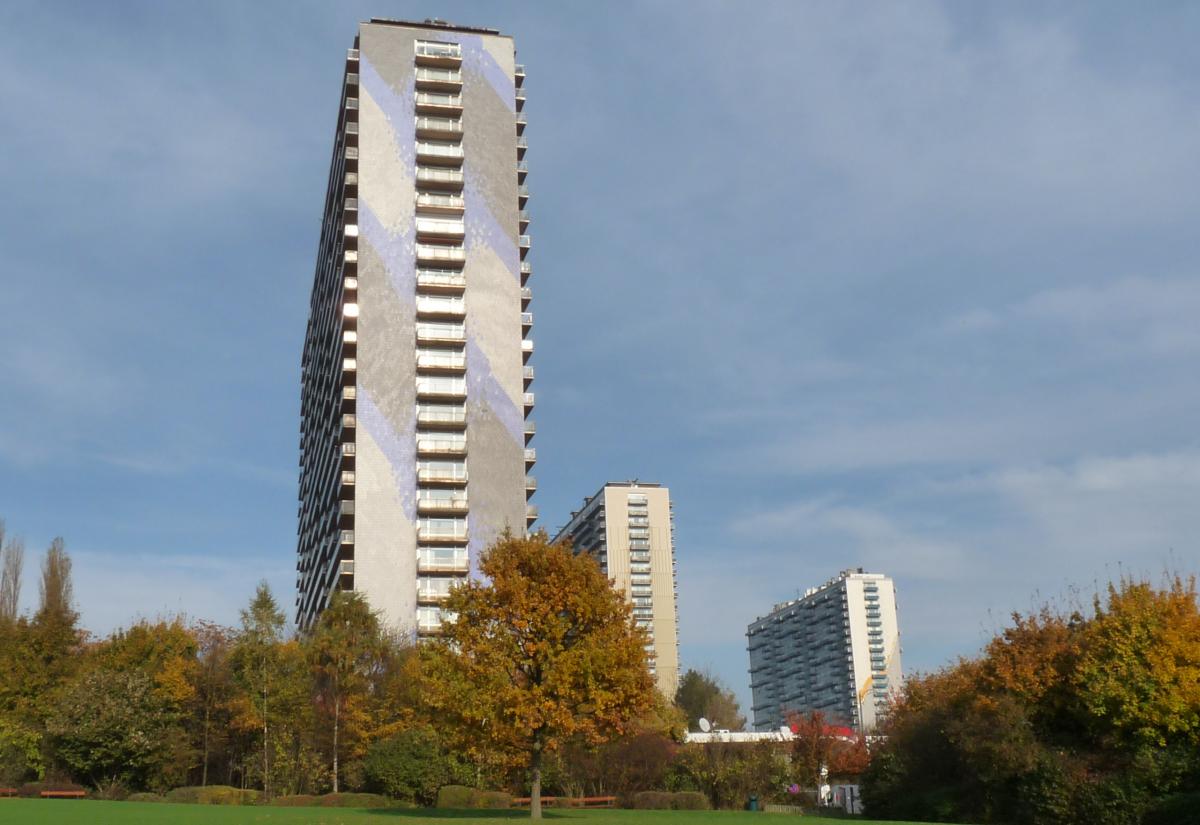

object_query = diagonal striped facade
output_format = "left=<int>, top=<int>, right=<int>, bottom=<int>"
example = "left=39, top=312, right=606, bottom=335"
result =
left=298, top=19, right=535, bottom=633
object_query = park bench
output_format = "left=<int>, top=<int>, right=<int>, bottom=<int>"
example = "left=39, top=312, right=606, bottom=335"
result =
left=0, top=787, right=17, bottom=797
left=40, top=790, right=86, bottom=799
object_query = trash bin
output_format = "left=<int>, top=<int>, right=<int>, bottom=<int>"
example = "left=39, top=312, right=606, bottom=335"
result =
left=748, top=795, right=759, bottom=811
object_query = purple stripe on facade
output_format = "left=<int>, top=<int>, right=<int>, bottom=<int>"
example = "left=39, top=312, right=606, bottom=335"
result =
left=359, top=200, right=415, bottom=298
left=465, top=336, right=523, bottom=445
left=463, top=178, right=519, bottom=278
left=359, top=55, right=416, bottom=166
left=427, top=32, right=515, bottom=112
left=357, top=386, right=417, bottom=523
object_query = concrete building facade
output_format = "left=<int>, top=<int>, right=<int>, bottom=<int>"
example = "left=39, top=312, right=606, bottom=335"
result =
left=297, top=19, right=535, bottom=633
left=747, top=570, right=902, bottom=732
left=554, top=482, right=681, bottom=697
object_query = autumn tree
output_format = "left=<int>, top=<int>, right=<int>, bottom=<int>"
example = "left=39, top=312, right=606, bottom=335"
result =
left=304, top=590, right=387, bottom=792
left=192, top=621, right=234, bottom=786
left=787, top=711, right=871, bottom=801
left=230, top=582, right=286, bottom=798
left=674, top=669, right=746, bottom=732
left=0, top=521, right=24, bottom=624
left=423, top=533, right=655, bottom=819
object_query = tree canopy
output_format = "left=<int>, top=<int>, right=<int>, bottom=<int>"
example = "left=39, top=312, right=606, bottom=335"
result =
left=423, top=532, right=656, bottom=818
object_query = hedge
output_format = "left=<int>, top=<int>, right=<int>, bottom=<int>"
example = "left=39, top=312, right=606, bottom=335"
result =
left=166, top=785, right=260, bottom=805
left=126, top=792, right=167, bottom=803
left=631, top=791, right=709, bottom=810
left=435, top=784, right=512, bottom=809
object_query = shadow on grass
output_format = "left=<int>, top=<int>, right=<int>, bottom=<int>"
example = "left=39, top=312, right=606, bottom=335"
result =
left=364, top=810, right=579, bottom=820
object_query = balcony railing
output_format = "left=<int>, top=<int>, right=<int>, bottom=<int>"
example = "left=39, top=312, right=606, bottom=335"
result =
left=416, top=141, right=465, bottom=163
left=417, top=552, right=469, bottom=573
left=525, top=476, right=537, bottom=491
left=415, top=218, right=465, bottom=239
left=524, top=448, right=536, bottom=463
left=521, top=339, right=534, bottom=353
left=520, top=286, right=532, bottom=303
left=416, top=116, right=463, bottom=138
left=416, top=192, right=465, bottom=213
left=417, top=406, right=467, bottom=426
left=416, top=92, right=463, bottom=113
left=523, top=392, right=535, bottom=407
left=416, top=167, right=464, bottom=188
left=417, top=351, right=466, bottom=371
left=523, top=366, right=534, bottom=381
left=526, top=504, right=538, bottom=521
left=416, top=244, right=466, bottom=265
left=416, top=377, right=467, bottom=398
left=417, top=438, right=466, bottom=455
left=416, top=41, right=462, bottom=60
left=416, top=67, right=462, bottom=84
left=417, top=268, right=466, bottom=290
left=416, top=323, right=465, bottom=343
left=521, top=312, right=533, bottom=326
left=417, top=495, right=469, bottom=514
left=418, top=466, right=468, bottom=483
left=418, top=524, right=469, bottom=542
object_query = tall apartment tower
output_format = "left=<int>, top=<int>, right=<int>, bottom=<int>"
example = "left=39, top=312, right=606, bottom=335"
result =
left=553, top=482, right=681, bottom=697
left=297, top=19, right=536, bottom=634
left=746, top=570, right=902, bottom=732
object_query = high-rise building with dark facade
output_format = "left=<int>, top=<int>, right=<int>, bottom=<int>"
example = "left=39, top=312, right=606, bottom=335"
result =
left=297, top=19, right=535, bottom=633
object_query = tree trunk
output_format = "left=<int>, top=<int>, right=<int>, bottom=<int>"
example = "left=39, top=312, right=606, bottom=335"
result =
left=332, top=696, right=340, bottom=794
left=530, top=745, right=543, bottom=820
left=202, top=702, right=211, bottom=786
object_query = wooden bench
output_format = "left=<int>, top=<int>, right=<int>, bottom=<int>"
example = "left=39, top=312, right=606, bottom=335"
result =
left=511, top=795, right=617, bottom=809
left=40, top=790, right=86, bottom=799
left=0, top=788, right=17, bottom=798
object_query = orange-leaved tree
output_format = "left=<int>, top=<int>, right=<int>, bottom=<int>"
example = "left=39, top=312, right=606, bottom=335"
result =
left=423, top=532, right=655, bottom=819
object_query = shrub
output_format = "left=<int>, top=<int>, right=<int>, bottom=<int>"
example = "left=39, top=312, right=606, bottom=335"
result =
left=269, top=794, right=319, bottom=807
left=126, top=792, right=166, bottom=803
left=672, top=791, right=709, bottom=810
left=166, top=785, right=259, bottom=805
left=364, top=727, right=461, bottom=806
left=1144, top=792, right=1200, bottom=825
left=437, top=784, right=477, bottom=808
left=478, top=790, right=512, bottom=809
left=316, top=792, right=393, bottom=807
left=632, top=790, right=674, bottom=809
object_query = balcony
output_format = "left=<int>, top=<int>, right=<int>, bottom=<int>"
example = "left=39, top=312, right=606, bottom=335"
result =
left=523, top=392, right=535, bottom=407
left=416, top=116, right=463, bottom=140
left=518, top=184, right=529, bottom=205
left=415, top=91, right=463, bottom=116
left=416, top=377, right=466, bottom=400
left=524, top=448, right=536, bottom=465
left=520, top=286, right=531, bottom=306
left=416, top=141, right=464, bottom=167
left=521, top=339, right=534, bottom=355
left=416, top=295, right=465, bottom=318
left=416, top=191, right=464, bottom=215
left=417, top=587, right=452, bottom=605
left=416, top=167, right=464, bottom=191
left=416, top=351, right=466, bottom=372
left=523, top=365, right=534, bottom=383
left=416, top=323, right=465, bottom=344
left=526, top=504, right=538, bottom=523
left=417, top=438, right=466, bottom=457
left=417, top=551, right=469, bottom=573
left=417, top=494, right=469, bottom=515
left=524, top=420, right=536, bottom=437
left=521, top=312, right=533, bottom=329
left=415, top=218, right=465, bottom=243
left=417, top=405, right=467, bottom=428
left=415, top=67, right=462, bottom=92
left=418, top=465, right=468, bottom=484
left=417, top=524, right=469, bottom=544
left=415, top=40, right=462, bottom=67
left=519, top=210, right=530, bottom=233
left=525, top=476, right=537, bottom=492
left=341, top=470, right=356, bottom=487
left=417, top=268, right=466, bottom=292
left=416, top=244, right=466, bottom=266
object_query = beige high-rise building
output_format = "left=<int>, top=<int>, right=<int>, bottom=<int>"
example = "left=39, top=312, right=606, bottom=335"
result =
left=297, top=18, right=535, bottom=633
left=554, top=482, right=680, bottom=697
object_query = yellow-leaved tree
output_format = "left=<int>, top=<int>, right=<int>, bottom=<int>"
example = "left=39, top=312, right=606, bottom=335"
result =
left=423, top=533, right=655, bottom=819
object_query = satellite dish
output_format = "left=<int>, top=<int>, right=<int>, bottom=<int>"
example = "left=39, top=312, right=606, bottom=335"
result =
left=699, top=717, right=712, bottom=733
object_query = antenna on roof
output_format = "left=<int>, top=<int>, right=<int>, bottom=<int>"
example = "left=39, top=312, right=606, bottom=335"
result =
left=698, top=717, right=712, bottom=733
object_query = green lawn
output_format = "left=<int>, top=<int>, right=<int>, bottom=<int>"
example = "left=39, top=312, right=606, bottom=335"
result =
left=0, top=800, right=943, bottom=825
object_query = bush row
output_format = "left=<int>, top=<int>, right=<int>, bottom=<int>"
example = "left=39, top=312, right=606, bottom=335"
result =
left=631, top=790, right=709, bottom=810
left=120, top=787, right=406, bottom=808
left=435, top=784, right=513, bottom=809
left=14, top=782, right=87, bottom=798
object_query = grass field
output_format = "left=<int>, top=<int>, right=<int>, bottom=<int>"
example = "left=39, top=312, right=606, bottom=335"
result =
left=0, top=800, right=941, bottom=825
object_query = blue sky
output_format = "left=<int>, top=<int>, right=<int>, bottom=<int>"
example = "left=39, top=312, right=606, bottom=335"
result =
left=2, top=1, right=1199, bottom=714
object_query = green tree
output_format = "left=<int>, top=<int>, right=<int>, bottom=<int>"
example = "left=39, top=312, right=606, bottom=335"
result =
left=191, top=621, right=234, bottom=786
left=47, top=669, right=182, bottom=791
left=305, top=590, right=387, bottom=792
left=424, top=533, right=655, bottom=819
left=230, top=582, right=286, bottom=798
left=363, top=725, right=465, bottom=804
left=674, top=669, right=746, bottom=732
